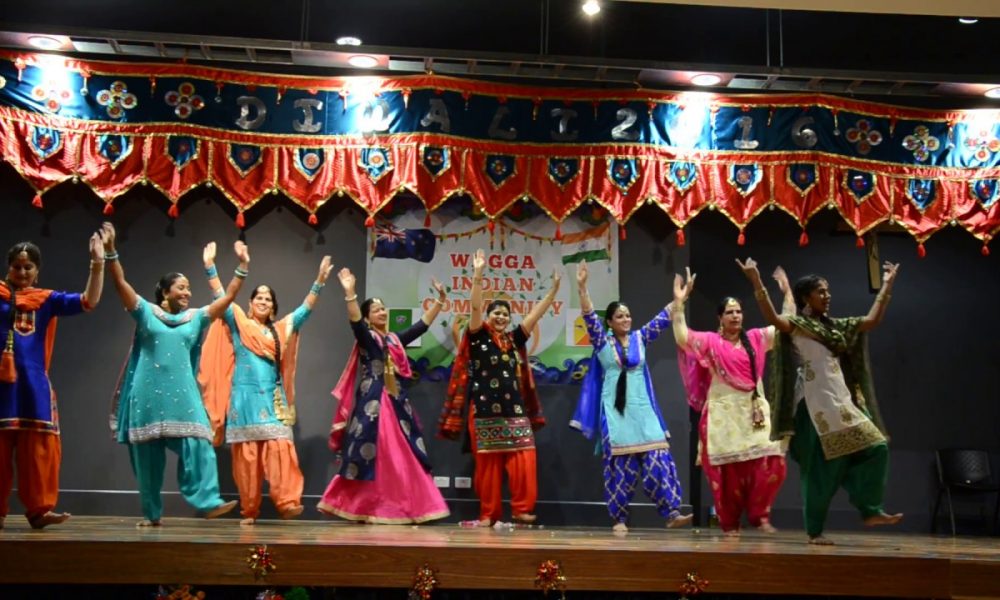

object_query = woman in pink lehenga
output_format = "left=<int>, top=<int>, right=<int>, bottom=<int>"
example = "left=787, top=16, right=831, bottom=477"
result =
left=317, top=268, right=450, bottom=523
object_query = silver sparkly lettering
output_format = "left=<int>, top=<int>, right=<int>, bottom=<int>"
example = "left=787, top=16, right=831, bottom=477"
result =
left=362, top=97, right=393, bottom=133
left=550, top=108, right=579, bottom=141
left=791, top=115, right=818, bottom=148
left=420, top=98, right=451, bottom=132
left=488, top=106, right=517, bottom=140
left=292, top=98, right=323, bottom=133
left=235, top=96, right=266, bottom=130
left=733, top=116, right=759, bottom=150
left=611, top=108, right=639, bottom=141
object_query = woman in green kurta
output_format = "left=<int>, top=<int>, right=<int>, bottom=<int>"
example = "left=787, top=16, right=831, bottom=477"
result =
left=737, top=256, right=903, bottom=544
left=105, top=223, right=247, bottom=526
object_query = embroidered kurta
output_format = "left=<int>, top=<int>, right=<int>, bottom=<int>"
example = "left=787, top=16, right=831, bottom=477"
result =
left=466, top=326, right=535, bottom=453
left=222, top=304, right=310, bottom=443
left=113, top=298, right=213, bottom=444
left=0, top=290, right=83, bottom=434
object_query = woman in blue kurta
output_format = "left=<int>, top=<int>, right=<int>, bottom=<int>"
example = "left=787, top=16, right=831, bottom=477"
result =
left=200, top=249, right=333, bottom=524
left=105, top=222, right=245, bottom=526
left=571, top=259, right=693, bottom=533
left=0, top=235, right=105, bottom=529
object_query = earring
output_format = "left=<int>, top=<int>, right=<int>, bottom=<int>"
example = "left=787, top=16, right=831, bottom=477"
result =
left=161, top=299, right=170, bottom=310
left=802, top=305, right=813, bottom=316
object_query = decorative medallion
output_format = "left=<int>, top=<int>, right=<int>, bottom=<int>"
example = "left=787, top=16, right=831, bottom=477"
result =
left=964, top=129, right=1000, bottom=164
left=901, top=125, right=941, bottom=163
left=485, top=154, right=516, bottom=188
left=727, top=163, right=762, bottom=196
left=360, top=147, right=393, bottom=184
left=29, top=126, right=63, bottom=161
left=970, top=179, right=1000, bottom=209
left=294, top=148, right=325, bottom=181
left=421, top=145, right=450, bottom=180
left=97, top=134, right=133, bottom=168
left=95, top=80, right=138, bottom=119
left=787, top=163, right=818, bottom=196
left=845, top=119, right=883, bottom=155
left=906, top=178, right=937, bottom=212
left=166, top=136, right=199, bottom=170
left=843, top=170, right=876, bottom=204
left=30, top=81, right=72, bottom=113
left=547, top=157, right=580, bottom=189
left=608, top=158, right=639, bottom=194
left=666, top=161, right=697, bottom=194
left=164, top=82, right=205, bottom=120
left=229, top=144, right=263, bottom=177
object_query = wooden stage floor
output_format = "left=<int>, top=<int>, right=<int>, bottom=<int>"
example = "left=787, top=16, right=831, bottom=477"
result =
left=1, top=516, right=999, bottom=598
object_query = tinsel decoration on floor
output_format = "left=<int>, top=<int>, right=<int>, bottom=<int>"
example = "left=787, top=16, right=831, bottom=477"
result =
left=408, top=563, right=439, bottom=600
left=534, top=559, right=567, bottom=599
left=246, top=544, right=277, bottom=580
left=679, top=571, right=709, bottom=599
left=156, top=584, right=206, bottom=599
left=256, top=588, right=310, bottom=600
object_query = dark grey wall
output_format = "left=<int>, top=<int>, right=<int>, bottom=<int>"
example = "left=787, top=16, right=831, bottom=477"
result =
left=3, top=165, right=997, bottom=533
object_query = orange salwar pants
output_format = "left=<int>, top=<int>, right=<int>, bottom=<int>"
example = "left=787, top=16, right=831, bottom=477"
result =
left=0, top=430, right=61, bottom=521
left=230, top=439, right=304, bottom=519
left=473, top=448, right=538, bottom=522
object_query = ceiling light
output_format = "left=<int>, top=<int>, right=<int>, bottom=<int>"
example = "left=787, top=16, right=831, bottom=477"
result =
left=581, top=1, right=601, bottom=16
left=27, top=35, right=64, bottom=50
left=985, top=87, right=1000, bottom=99
left=690, top=73, right=722, bottom=87
left=958, top=17, right=979, bottom=24
left=336, top=36, right=362, bottom=46
left=348, top=55, right=379, bottom=69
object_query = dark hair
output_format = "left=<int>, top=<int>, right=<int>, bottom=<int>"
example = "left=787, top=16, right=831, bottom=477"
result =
left=7, top=242, right=41, bottom=270
left=717, top=296, right=758, bottom=385
left=793, top=274, right=827, bottom=313
left=485, top=299, right=511, bottom=315
left=249, top=285, right=279, bottom=319
left=360, top=297, right=384, bottom=321
left=716, top=296, right=742, bottom=317
left=154, top=272, right=186, bottom=305
left=604, top=301, right=628, bottom=327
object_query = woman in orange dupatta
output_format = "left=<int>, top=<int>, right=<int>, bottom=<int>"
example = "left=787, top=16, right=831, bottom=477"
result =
left=200, top=247, right=333, bottom=525
left=0, top=235, right=105, bottom=529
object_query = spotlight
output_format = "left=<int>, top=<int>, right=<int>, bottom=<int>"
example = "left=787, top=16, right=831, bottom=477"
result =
left=690, top=73, right=722, bottom=87
left=985, top=87, right=1000, bottom=99
left=958, top=17, right=979, bottom=24
left=348, top=55, right=379, bottom=69
left=582, top=1, right=601, bottom=16
left=336, top=36, right=363, bottom=46
left=27, top=35, right=63, bottom=50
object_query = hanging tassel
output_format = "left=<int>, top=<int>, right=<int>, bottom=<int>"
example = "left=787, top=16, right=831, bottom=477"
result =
left=235, top=212, right=246, bottom=229
left=167, top=203, right=179, bottom=219
left=308, top=213, right=319, bottom=226
left=737, top=231, right=746, bottom=246
left=423, top=212, right=432, bottom=227
left=554, top=223, right=563, bottom=241
left=916, top=242, right=926, bottom=258
left=981, top=244, right=990, bottom=257
left=619, top=226, right=627, bottom=241
left=103, top=203, right=114, bottom=216
left=676, top=229, right=686, bottom=247
left=31, top=194, right=43, bottom=209
left=0, top=331, right=16, bottom=384
left=364, top=214, right=375, bottom=228
left=488, top=219, right=495, bottom=233
left=856, top=236, right=865, bottom=249
left=798, top=230, right=809, bottom=247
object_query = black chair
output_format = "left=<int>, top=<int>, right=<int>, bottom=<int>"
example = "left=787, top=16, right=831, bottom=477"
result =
left=931, top=449, right=1000, bottom=535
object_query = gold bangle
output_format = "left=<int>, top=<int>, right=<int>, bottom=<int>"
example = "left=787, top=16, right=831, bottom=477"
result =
left=344, top=294, right=358, bottom=302
left=754, top=288, right=769, bottom=300
left=433, top=298, right=445, bottom=306
left=877, top=293, right=892, bottom=303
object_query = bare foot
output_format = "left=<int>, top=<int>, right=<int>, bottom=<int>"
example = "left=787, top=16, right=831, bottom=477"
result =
left=280, top=505, right=304, bottom=520
left=723, top=529, right=741, bottom=537
left=204, top=500, right=238, bottom=519
left=864, top=512, right=903, bottom=527
left=239, top=517, right=256, bottom=526
left=612, top=522, right=629, bottom=534
left=478, top=518, right=493, bottom=527
left=757, top=520, right=778, bottom=534
left=809, top=535, right=835, bottom=545
left=136, top=519, right=161, bottom=528
left=512, top=513, right=537, bottom=523
left=666, top=513, right=694, bottom=529
left=28, top=511, right=70, bottom=529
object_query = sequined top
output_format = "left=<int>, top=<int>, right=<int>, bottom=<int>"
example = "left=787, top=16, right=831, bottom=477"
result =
left=0, top=291, right=83, bottom=434
left=467, top=325, right=534, bottom=453
left=223, top=304, right=310, bottom=443
left=114, top=298, right=213, bottom=444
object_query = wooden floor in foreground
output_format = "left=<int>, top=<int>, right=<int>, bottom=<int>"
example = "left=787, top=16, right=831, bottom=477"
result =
left=1, top=516, right=999, bottom=598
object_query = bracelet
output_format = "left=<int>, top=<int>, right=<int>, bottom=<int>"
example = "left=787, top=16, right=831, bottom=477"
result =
left=90, top=259, right=104, bottom=268
left=876, top=293, right=892, bottom=304
left=104, top=252, right=119, bottom=261
left=754, top=288, right=769, bottom=300
left=204, top=264, right=218, bottom=278
left=433, top=298, right=445, bottom=306
left=310, top=282, right=324, bottom=295
left=344, top=294, right=358, bottom=302
left=234, top=267, right=248, bottom=279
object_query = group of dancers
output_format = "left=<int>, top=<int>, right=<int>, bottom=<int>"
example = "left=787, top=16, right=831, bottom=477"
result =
left=0, top=226, right=903, bottom=543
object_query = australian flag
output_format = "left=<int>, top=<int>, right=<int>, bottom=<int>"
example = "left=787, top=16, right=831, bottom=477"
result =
left=373, top=223, right=437, bottom=263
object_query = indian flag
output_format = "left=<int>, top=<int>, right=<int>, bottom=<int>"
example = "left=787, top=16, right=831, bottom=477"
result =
left=560, top=222, right=611, bottom=264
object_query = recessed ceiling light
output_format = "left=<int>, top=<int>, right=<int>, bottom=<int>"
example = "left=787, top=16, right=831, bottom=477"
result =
left=959, top=17, right=979, bottom=24
left=336, top=36, right=362, bottom=46
left=348, top=55, right=379, bottom=69
left=27, top=35, right=63, bottom=50
left=691, top=73, right=722, bottom=87
left=582, top=0, right=601, bottom=16
left=985, top=87, right=1000, bottom=99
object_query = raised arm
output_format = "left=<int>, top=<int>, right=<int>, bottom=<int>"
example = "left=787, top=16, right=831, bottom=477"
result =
left=858, top=261, right=898, bottom=332
left=205, top=241, right=249, bottom=320
left=420, top=277, right=448, bottom=326
left=82, top=232, right=105, bottom=309
left=468, top=249, right=487, bottom=332
left=737, top=257, right=793, bottom=333
left=101, top=222, right=139, bottom=311
left=203, top=242, right=225, bottom=300
left=772, top=266, right=796, bottom=316
left=302, top=255, right=334, bottom=311
left=670, top=267, right=697, bottom=348
left=338, top=267, right=363, bottom=323
left=576, top=259, right=594, bottom=314
left=521, top=266, right=561, bottom=332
